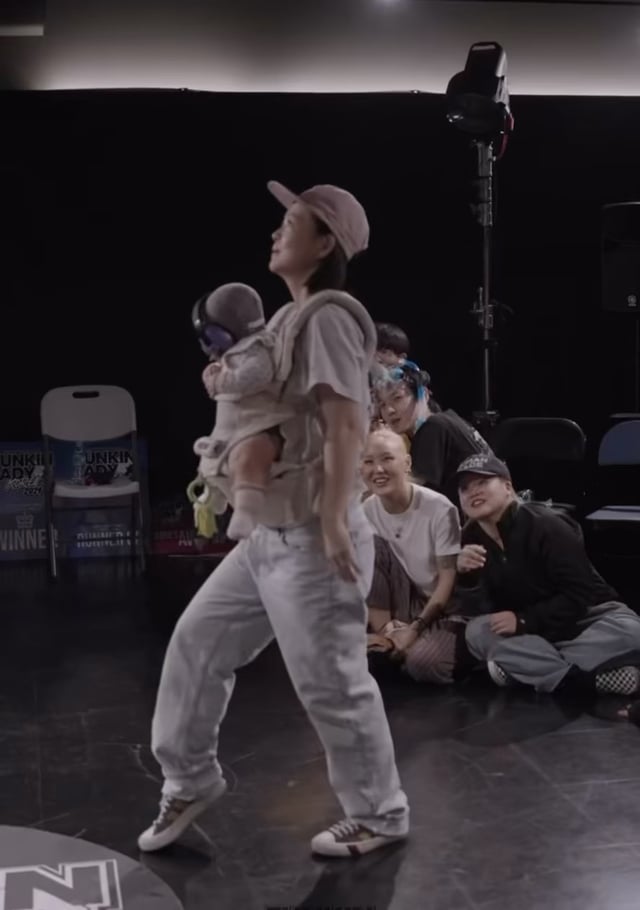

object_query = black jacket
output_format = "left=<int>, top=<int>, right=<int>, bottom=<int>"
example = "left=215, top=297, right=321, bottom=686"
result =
left=411, top=410, right=491, bottom=506
left=460, top=501, right=618, bottom=642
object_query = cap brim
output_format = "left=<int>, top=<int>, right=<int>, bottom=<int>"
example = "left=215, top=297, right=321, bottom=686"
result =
left=267, top=180, right=298, bottom=209
left=457, top=469, right=501, bottom=479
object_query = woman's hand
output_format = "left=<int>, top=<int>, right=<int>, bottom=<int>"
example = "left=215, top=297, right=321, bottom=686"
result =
left=457, top=544, right=487, bottom=573
left=386, top=624, right=419, bottom=656
left=367, top=633, right=394, bottom=653
left=202, top=362, right=222, bottom=398
left=489, top=611, right=518, bottom=636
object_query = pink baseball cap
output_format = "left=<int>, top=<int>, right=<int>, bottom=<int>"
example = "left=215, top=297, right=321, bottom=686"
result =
left=268, top=180, right=370, bottom=261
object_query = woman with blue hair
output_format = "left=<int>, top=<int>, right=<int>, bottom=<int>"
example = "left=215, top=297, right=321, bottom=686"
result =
left=376, top=361, right=491, bottom=508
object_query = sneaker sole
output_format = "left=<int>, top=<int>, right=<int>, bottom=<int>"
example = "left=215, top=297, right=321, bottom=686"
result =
left=487, top=660, right=511, bottom=688
left=310, top=832, right=407, bottom=858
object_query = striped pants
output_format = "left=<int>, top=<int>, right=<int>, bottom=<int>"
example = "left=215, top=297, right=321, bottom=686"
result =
left=367, top=536, right=468, bottom=685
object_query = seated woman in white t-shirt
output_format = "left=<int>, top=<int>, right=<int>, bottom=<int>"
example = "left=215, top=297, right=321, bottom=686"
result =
left=361, top=427, right=470, bottom=684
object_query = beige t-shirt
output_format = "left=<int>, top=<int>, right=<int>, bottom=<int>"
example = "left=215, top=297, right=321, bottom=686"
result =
left=363, top=484, right=461, bottom=597
left=259, top=301, right=372, bottom=527
left=289, top=302, right=370, bottom=412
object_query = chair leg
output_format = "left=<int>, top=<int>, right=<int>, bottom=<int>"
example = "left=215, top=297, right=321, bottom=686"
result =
left=137, top=494, right=146, bottom=573
left=48, top=518, right=57, bottom=578
left=42, top=439, right=57, bottom=579
left=44, top=495, right=58, bottom=579
left=130, top=494, right=136, bottom=566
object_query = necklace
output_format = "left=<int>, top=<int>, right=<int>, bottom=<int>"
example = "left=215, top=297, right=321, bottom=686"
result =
left=383, top=486, right=414, bottom=540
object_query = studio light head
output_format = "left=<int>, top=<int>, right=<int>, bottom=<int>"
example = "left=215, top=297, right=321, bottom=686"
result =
left=446, top=42, right=513, bottom=144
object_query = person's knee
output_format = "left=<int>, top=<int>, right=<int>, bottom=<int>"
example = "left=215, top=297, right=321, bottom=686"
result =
left=403, top=650, right=451, bottom=685
left=299, top=657, right=377, bottom=715
left=172, top=600, right=205, bottom=646
left=598, top=608, right=640, bottom=654
left=169, top=597, right=229, bottom=665
left=622, top=612, right=640, bottom=651
left=465, top=616, right=493, bottom=658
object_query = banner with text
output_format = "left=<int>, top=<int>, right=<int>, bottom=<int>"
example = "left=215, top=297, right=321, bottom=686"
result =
left=0, top=439, right=148, bottom=561
left=151, top=496, right=232, bottom=556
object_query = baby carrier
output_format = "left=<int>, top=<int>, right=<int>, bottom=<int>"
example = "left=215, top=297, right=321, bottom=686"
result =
left=190, top=290, right=377, bottom=537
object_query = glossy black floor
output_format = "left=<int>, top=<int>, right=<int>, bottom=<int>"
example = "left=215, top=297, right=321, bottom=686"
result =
left=2, top=554, right=640, bottom=910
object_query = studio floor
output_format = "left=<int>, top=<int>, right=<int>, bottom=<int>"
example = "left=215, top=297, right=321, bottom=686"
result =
left=1, top=555, right=640, bottom=910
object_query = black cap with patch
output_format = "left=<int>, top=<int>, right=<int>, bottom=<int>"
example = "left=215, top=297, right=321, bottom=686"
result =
left=456, top=453, right=512, bottom=484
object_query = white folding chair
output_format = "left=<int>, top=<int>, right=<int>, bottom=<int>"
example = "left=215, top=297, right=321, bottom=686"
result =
left=40, top=385, right=147, bottom=577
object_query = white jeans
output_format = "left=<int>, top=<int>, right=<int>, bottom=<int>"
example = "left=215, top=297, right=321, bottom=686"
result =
left=151, top=509, right=409, bottom=836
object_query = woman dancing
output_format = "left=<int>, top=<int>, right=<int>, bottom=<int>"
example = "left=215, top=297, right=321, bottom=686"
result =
left=138, top=181, right=409, bottom=858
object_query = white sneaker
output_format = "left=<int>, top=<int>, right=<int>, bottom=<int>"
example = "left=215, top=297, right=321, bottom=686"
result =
left=138, top=783, right=226, bottom=852
left=487, top=660, right=512, bottom=688
left=310, top=819, right=407, bottom=858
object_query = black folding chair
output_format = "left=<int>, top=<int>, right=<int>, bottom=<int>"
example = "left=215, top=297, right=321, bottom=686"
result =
left=492, top=417, right=587, bottom=516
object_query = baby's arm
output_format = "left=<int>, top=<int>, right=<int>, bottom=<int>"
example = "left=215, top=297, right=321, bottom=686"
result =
left=209, top=341, right=275, bottom=397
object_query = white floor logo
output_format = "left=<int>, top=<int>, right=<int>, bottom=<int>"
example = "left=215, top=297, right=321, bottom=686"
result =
left=0, top=860, right=122, bottom=910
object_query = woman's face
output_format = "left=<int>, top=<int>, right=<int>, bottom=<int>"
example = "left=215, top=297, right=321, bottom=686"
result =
left=269, top=202, right=333, bottom=281
left=361, top=431, right=411, bottom=497
left=378, top=382, right=417, bottom=436
left=458, top=474, right=514, bottom=522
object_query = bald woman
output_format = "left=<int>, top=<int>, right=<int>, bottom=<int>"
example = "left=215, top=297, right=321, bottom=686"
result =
left=360, top=429, right=472, bottom=684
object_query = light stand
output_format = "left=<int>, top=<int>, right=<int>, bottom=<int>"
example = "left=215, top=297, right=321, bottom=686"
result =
left=446, top=42, right=514, bottom=432
left=471, top=141, right=497, bottom=426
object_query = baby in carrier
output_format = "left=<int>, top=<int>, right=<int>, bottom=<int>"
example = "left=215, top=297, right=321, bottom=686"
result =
left=192, top=283, right=287, bottom=541
left=191, top=280, right=378, bottom=541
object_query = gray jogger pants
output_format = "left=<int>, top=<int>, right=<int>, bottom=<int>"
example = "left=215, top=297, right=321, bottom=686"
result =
left=466, top=603, right=640, bottom=693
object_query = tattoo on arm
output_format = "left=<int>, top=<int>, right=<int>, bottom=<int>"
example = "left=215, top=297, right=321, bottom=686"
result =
left=437, top=554, right=458, bottom=570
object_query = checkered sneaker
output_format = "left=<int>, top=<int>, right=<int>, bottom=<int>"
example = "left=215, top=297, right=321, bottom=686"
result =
left=595, top=666, right=640, bottom=696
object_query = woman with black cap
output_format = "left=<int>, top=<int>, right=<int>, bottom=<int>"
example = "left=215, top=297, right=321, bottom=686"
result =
left=457, top=453, right=640, bottom=698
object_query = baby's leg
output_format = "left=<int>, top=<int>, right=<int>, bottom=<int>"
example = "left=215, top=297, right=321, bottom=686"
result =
left=227, top=431, right=282, bottom=540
